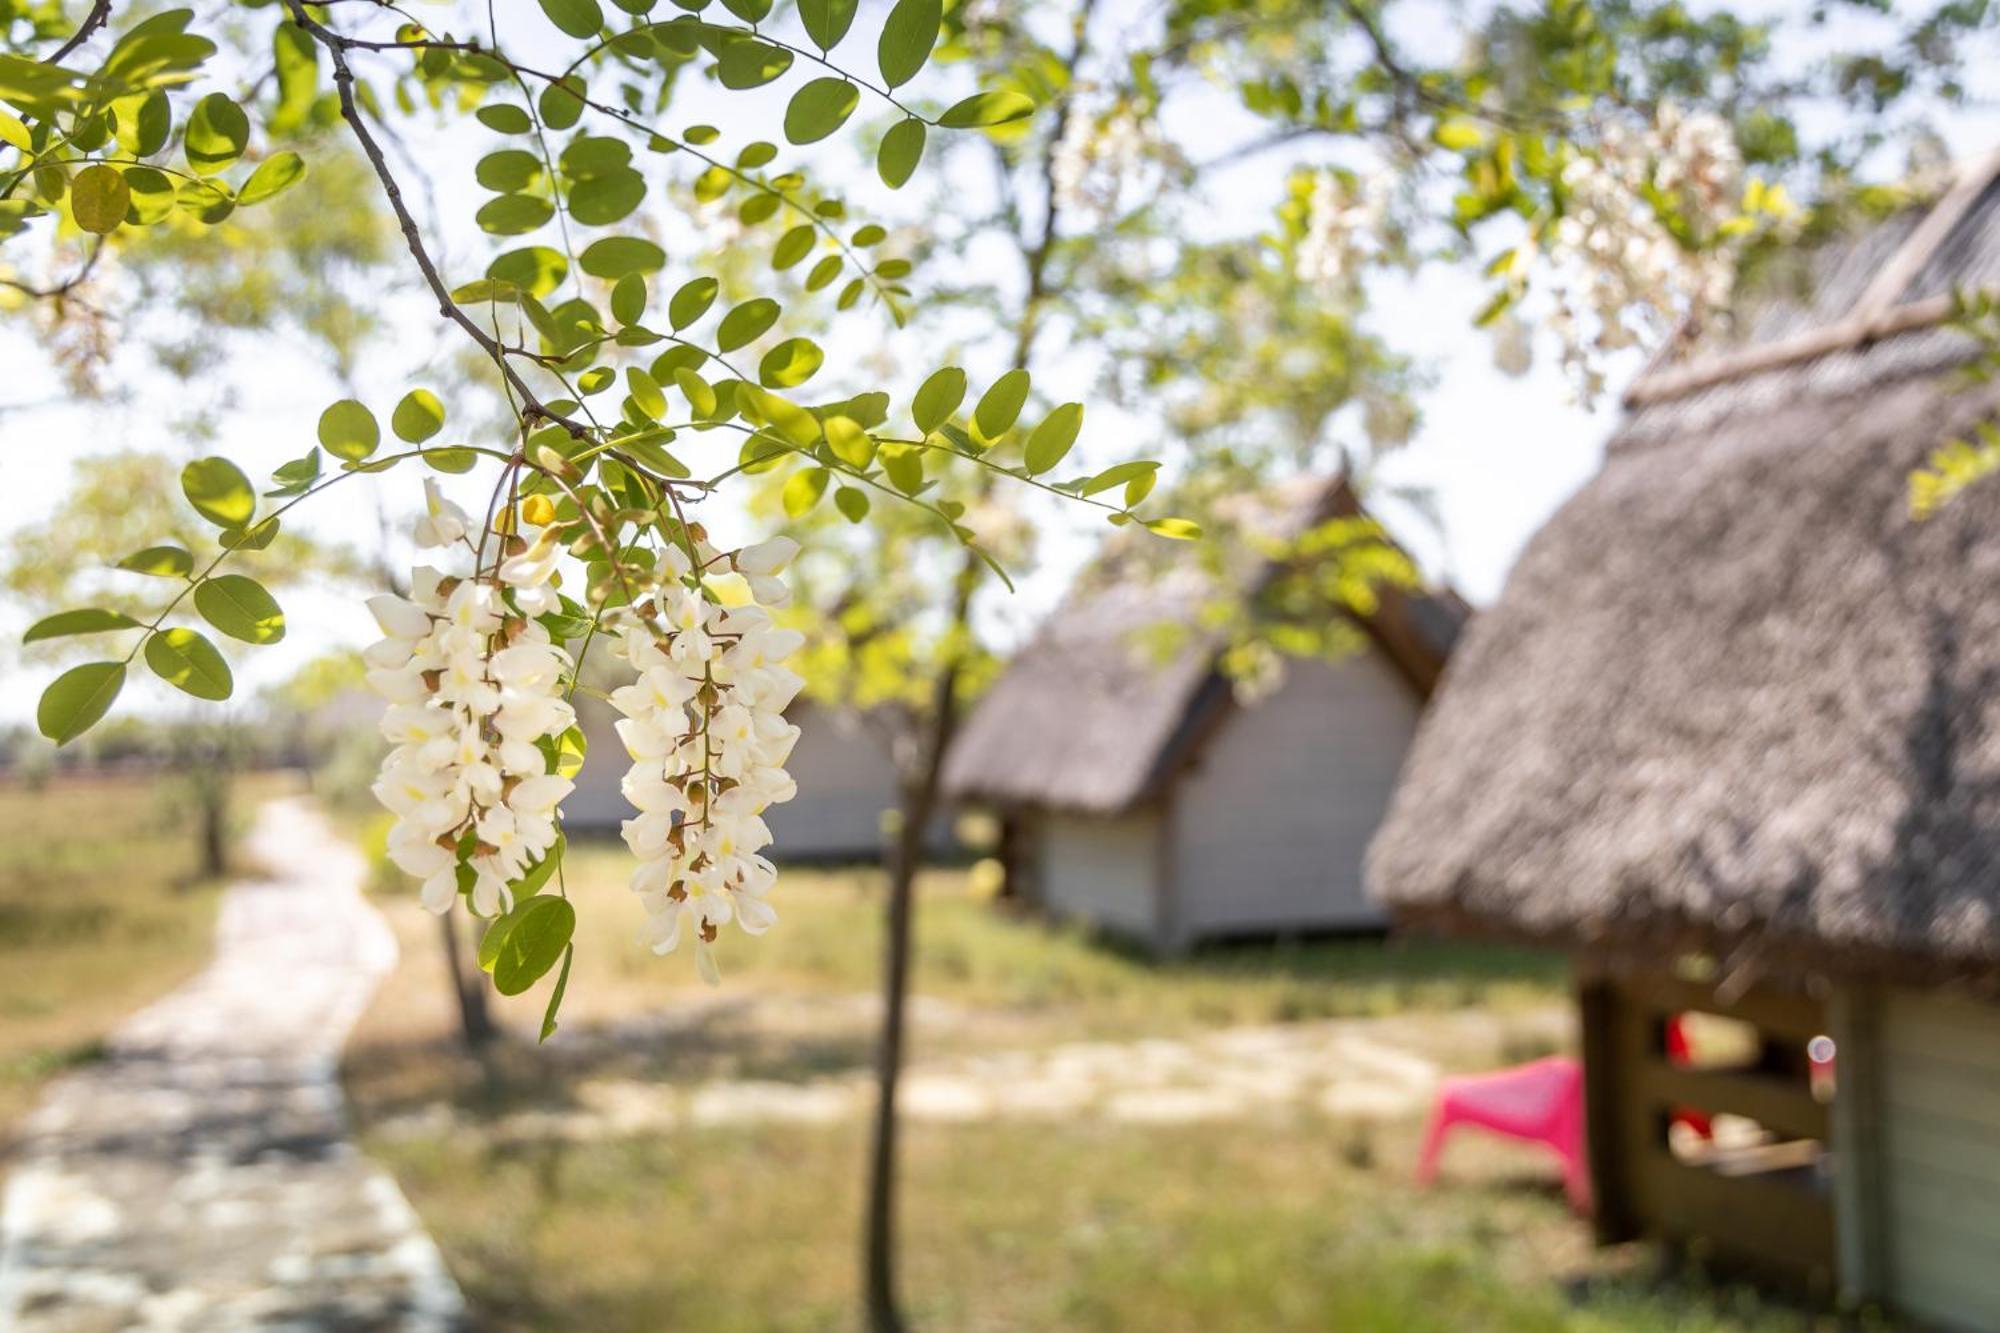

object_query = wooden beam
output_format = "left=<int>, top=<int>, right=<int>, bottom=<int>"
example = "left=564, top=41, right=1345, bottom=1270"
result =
left=1634, top=1062, right=1828, bottom=1143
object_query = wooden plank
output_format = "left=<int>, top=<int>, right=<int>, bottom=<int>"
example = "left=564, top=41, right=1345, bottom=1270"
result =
left=1879, top=1057, right=2000, bottom=1128
left=1579, top=977, right=1638, bottom=1244
left=1634, top=1062, right=1827, bottom=1143
left=1632, top=1152, right=1836, bottom=1285
left=1623, top=973, right=1826, bottom=1046
left=1882, top=1162, right=2000, bottom=1249
left=1827, top=987, right=1889, bottom=1306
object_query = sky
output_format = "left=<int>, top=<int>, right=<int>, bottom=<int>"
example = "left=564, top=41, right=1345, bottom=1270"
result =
left=3, top=0, right=1997, bottom=724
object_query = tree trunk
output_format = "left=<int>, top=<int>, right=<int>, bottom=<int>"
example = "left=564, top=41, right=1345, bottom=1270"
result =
left=438, top=906, right=495, bottom=1051
left=863, top=570, right=976, bottom=1333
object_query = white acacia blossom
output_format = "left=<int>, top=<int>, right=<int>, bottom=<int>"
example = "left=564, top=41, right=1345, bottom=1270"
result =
left=1295, top=168, right=1395, bottom=295
left=1534, top=104, right=1748, bottom=401
left=611, top=535, right=805, bottom=983
left=367, top=489, right=576, bottom=920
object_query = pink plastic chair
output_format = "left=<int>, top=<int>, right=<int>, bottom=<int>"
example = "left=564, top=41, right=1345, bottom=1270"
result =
left=1414, top=1055, right=1590, bottom=1213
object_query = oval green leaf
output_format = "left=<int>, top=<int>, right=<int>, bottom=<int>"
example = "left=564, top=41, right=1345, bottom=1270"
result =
left=489, top=894, right=576, bottom=995
left=194, top=574, right=285, bottom=644
left=567, top=169, right=646, bottom=226
left=912, top=365, right=966, bottom=434
left=181, top=456, right=256, bottom=528
left=24, top=608, right=142, bottom=644
left=118, top=544, right=193, bottom=578
left=70, top=164, right=128, bottom=234
left=580, top=235, right=666, bottom=279
left=38, top=661, right=125, bottom=745
left=184, top=93, right=248, bottom=176
left=318, top=399, right=381, bottom=461
left=878, top=117, right=925, bottom=189
left=238, top=151, right=305, bottom=205
left=391, top=389, right=445, bottom=444
left=538, top=0, right=604, bottom=39
left=974, top=368, right=1031, bottom=442
left=758, top=337, right=823, bottom=388
left=716, top=297, right=780, bottom=351
left=784, top=77, right=860, bottom=145
left=668, top=276, right=718, bottom=330
left=877, top=0, right=940, bottom=89
left=1024, top=402, right=1083, bottom=475
left=799, top=0, right=858, bottom=49
left=144, top=627, right=232, bottom=700
left=938, top=90, right=1036, bottom=129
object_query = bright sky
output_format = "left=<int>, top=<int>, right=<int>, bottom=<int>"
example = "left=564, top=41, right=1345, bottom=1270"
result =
left=3, top=0, right=1996, bottom=723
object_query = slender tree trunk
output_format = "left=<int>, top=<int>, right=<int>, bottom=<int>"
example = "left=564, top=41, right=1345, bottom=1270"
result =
left=438, top=908, right=495, bottom=1051
left=864, top=571, right=975, bottom=1333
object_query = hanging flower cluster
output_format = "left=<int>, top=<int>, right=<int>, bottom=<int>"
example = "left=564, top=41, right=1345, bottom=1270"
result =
left=1534, top=104, right=1753, bottom=400
left=1050, top=93, right=1171, bottom=223
left=366, top=481, right=577, bottom=919
left=610, top=535, right=805, bottom=983
left=1295, top=167, right=1396, bottom=296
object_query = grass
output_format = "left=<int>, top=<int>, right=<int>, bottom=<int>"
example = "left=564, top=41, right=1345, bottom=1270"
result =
left=345, top=840, right=1844, bottom=1331
left=0, top=770, right=278, bottom=1142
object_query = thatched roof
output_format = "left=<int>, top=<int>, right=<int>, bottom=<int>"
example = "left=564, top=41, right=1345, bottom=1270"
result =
left=943, top=475, right=1468, bottom=815
left=1369, top=154, right=2000, bottom=987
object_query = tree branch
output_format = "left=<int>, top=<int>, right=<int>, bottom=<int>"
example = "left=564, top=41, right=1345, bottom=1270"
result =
left=45, top=0, right=112, bottom=66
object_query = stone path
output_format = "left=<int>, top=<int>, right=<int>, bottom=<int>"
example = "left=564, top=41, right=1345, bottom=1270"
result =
left=0, top=800, right=464, bottom=1332
left=386, top=1003, right=1569, bottom=1147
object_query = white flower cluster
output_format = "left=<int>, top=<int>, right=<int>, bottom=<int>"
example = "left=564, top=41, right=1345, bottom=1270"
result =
left=1296, top=169, right=1394, bottom=295
left=610, top=535, right=805, bottom=983
left=1536, top=103, right=1744, bottom=401
left=1051, top=97, right=1166, bottom=222
left=367, top=481, right=577, bottom=918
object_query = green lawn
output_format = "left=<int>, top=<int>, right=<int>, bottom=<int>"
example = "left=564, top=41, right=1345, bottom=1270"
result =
left=0, top=771, right=269, bottom=1140
left=344, top=838, right=1847, bottom=1331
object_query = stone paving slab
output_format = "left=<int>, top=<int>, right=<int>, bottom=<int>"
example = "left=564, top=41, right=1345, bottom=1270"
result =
left=0, top=800, right=465, bottom=1332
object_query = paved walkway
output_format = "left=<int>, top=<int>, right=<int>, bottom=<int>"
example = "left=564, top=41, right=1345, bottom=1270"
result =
left=0, top=800, right=464, bottom=1332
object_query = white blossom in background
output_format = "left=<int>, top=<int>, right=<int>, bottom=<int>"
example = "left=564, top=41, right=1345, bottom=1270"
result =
left=1532, top=103, right=1750, bottom=402
left=367, top=490, right=576, bottom=920
left=1051, top=93, right=1170, bottom=223
left=612, top=535, right=805, bottom=984
left=1295, top=168, right=1394, bottom=295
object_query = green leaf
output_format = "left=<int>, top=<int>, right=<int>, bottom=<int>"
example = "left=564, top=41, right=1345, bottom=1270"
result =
left=669, top=276, right=718, bottom=330
left=877, top=0, right=940, bottom=88
left=937, top=90, right=1036, bottom=129
left=477, top=192, right=555, bottom=235
left=221, top=516, right=281, bottom=550
left=24, top=608, right=142, bottom=644
left=912, top=366, right=965, bottom=433
left=237, top=151, right=305, bottom=205
left=1023, top=401, right=1083, bottom=475
left=267, top=449, right=321, bottom=497
left=784, top=77, right=860, bottom=145
left=424, top=447, right=479, bottom=474
left=538, top=0, right=604, bottom=38
left=37, top=662, right=125, bottom=745
left=474, top=149, right=542, bottom=192
left=70, top=165, right=128, bottom=234
left=568, top=168, right=646, bottom=225
left=391, top=389, right=445, bottom=444
left=144, top=628, right=232, bottom=700
left=318, top=399, right=380, bottom=461
left=878, top=118, right=925, bottom=188
left=718, top=39, right=793, bottom=89
left=973, top=368, right=1031, bottom=442
left=673, top=367, right=717, bottom=416
left=489, top=246, right=569, bottom=298
left=488, top=894, right=576, bottom=995
left=806, top=254, right=843, bottom=291
left=118, top=545, right=193, bottom=578
left=1080, top=459, right=1158, bottom=496
left=611, top=273, right=647, bottom=325
left=476, top=103, right=534, bottom=134
left=783, top=465, right=830, bottom=517
left=539, top=945, right=574, bottom=1043
left=799, top=0, right=858, bottom=49
left=194, top=574, right=285, bottom=644
left=539, top=77, right=588, bottom=131
left=128, top=91, right=172, bottom=157
left=825, top=415, right=874, bottom=468
left=1433, top=118, right=1485, bottom=151
left=1145, top=517, right=1202, bottom=540
left=834, top=486, right=870, bottom=522
left=0, top=110, right=31, bottom=153
left=758, top=337, right=823, bottom=388
left=181, top=457, right=256, bottom=528
left=580, top=235, right=665, bottom=279
left=184, top=93, right=248, bottom=176
left=627, top=366, right=667, bottom=419
left=771, top=224, right=815, bottom=270
left=717, top=297, right=780, bottom=351
left=881, top=444, right=924, bottom=495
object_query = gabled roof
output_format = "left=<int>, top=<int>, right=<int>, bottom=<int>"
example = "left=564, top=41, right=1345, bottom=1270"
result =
left=1368, top=152, right=2000, bottom=987
left=942, top=475, right=1468, bottom=816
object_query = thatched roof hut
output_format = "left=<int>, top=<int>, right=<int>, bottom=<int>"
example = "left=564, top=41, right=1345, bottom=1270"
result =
left=944, top=475, right=1466, bottom=952
left=1368, top=153, right=2000, bottom=1324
